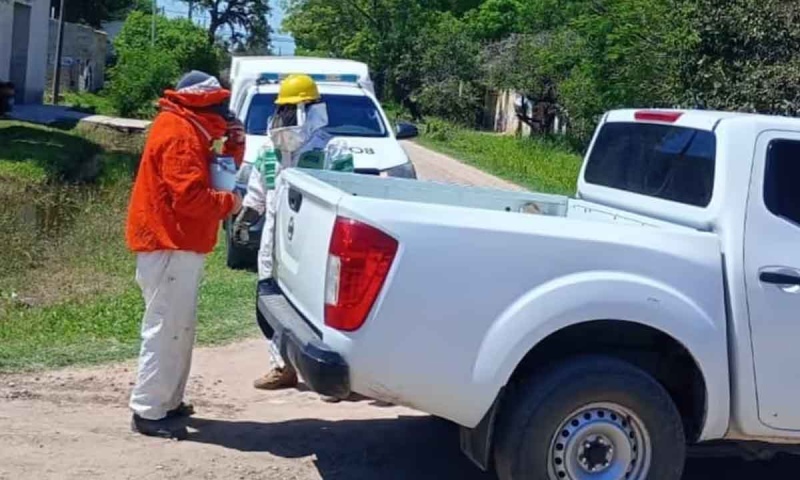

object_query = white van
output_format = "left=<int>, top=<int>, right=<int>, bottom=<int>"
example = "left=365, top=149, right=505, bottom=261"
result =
left=224, top=56, right=419, bottom=269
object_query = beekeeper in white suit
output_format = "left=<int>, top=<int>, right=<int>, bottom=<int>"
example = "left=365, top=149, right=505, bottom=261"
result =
left=232, top=74, right=352, bottom=392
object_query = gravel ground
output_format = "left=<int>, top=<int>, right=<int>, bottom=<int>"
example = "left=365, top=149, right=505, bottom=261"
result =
left=2, top=142, right=798, bottom=479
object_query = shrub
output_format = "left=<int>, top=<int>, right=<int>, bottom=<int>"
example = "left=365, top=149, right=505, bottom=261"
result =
left=106, top=12, right=222, bottom=118
left=107, top=49, right=178, bottom=118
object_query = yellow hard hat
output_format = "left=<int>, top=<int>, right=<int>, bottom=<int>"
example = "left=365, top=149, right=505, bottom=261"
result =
left=275, top=74, right=320, bottom=105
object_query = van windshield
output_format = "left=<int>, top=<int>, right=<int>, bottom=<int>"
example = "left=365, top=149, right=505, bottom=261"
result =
left=245, top=93, right=388, bottom=138
left=584, top=122, right=716, bottom=207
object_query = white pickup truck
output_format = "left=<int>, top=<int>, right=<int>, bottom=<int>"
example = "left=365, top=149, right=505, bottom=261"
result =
left=256, top=109, right=800, bottom=480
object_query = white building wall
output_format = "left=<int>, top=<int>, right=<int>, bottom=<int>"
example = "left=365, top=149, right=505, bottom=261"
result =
left=26, top=0, right=49, bottom=103
left=0, top=1, right=13, bottom=82
left=0, top=0, right=50, bottom=103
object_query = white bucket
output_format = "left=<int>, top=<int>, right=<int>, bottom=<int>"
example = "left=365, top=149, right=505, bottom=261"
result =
left=210, top=156, right=237, bottom=192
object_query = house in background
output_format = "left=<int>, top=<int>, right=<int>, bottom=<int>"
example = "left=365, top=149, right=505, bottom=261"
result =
left=0, top=0, right=50, bottom=104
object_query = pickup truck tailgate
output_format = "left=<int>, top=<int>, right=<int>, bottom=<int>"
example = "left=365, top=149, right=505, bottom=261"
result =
left=273, top=170, right=345, bottom=329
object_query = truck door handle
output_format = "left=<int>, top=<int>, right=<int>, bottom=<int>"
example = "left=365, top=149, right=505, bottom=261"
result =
left=759, top=269, right=800, bottom=289
left=288, top=188, right=303, bottom=213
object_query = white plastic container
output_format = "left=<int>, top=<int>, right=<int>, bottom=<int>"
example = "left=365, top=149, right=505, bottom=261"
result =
left=210, top=156, right=237, bottom=192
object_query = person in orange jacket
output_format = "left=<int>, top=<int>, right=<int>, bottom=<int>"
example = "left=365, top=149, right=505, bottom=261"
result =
left=126, top=71, right=244, bottom=440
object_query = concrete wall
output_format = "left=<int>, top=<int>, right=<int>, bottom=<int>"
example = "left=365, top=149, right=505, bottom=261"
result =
left=0, top=3, right=13, bottom=82
left=0, top=0, right=50, bottom=103
left=47, top=20, right=108, bottom=94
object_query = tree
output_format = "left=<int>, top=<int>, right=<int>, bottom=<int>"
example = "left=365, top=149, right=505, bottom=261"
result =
left=107, top=11, right=223, bottom=118
left=413, top=11, right=482, bottom=123
left=49, top=0, right=134, bottom=28
left=676, top=0, right=800, bottom=115
left=181, top=0, right=271, bottom=52
left=283, top=0, right=439, bottom=100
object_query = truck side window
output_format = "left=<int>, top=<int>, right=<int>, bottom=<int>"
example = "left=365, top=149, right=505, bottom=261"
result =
left=765, top=140, right=800, bottom=225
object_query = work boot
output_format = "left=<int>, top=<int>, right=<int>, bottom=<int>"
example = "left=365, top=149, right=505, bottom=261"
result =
left=131, top=414, right=188, bottom=440
left=166, top=402, right=195, bottom=418
left=253, top=366, right=298, bottom=390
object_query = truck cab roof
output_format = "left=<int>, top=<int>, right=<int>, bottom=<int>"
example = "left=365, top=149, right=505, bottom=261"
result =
left=580, top=108, right=800, bottom=232
left=606, top=108, right=800, bottom=131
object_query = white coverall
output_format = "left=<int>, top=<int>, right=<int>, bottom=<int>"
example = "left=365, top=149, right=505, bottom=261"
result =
left=129, top=251, right=204, bottom=420
left=242, top=128, right=338, bottom=279
left=242, top=107, right=351, bottom=369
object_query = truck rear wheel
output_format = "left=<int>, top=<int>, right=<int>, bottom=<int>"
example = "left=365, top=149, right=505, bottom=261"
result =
left=494, top=355, right=685, bottom=480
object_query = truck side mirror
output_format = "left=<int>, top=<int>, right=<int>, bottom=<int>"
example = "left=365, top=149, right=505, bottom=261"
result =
left=395, top=122, right=419, bottom=140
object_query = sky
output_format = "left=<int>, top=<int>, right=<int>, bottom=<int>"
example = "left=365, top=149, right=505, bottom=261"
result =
left=159, top=0, right=296, bottom=54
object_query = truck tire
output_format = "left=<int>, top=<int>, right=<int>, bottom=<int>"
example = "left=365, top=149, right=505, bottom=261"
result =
left=494, top=355, right=685, bottom=480
left=225, top=221, right=254, bottom=270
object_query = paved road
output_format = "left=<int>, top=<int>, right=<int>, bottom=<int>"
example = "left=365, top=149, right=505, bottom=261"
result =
left=2, top=142, right=799, bottom=479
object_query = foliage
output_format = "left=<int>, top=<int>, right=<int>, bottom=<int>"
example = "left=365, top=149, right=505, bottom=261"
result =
left=63, top=91, right=117, bottom=117
left=107, top=49, right=178, bottom=118
left=677, top=0, right=800, bottom=115
left=50, top=0, right=134, bottom=28
left=284, top=0, right=432, bottom=100
left=106, top=11, right=222, bottom=118
left=409, top=12, right=482, bottom=124
left=285, top=0, right=800, bottom=142
left=181, top=0, right=271, bottom=51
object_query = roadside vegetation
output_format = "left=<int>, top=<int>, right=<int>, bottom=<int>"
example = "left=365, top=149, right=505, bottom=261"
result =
left=286, top=0, right=800, bottom=143
left=0, top=120, right=256, bottom=372
left=418, top=119, right=582, bottom=194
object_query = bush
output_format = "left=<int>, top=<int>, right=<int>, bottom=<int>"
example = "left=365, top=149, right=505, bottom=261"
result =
left=107, top=50, right=178, bottom=118
left=106, top=12, right=222, bottom=118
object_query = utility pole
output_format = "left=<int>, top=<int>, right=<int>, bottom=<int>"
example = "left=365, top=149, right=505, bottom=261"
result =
left=151, top=0, right=157, bottom=46
left=188, top=0, right=194, bottom=21
left=51, top=0, right=66, bottom=104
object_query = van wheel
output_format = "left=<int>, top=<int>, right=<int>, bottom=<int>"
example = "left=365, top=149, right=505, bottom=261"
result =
left=494, top=355, right=685, bottom=480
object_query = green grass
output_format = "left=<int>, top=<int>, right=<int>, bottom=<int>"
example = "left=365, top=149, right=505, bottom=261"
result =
left=62, top=91, right=117, bottom=117
left=0, top=119, right=256, bottom=372
left=0, top=121, right=102, bottom=183
left=418, top=120, right=584, bottom=195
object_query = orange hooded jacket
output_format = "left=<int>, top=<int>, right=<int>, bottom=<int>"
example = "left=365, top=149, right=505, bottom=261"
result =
left=126, top=88, right=244, bottom=254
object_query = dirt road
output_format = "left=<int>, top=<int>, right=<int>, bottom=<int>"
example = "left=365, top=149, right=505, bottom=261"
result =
left=2, top=143, right=799, bottom=479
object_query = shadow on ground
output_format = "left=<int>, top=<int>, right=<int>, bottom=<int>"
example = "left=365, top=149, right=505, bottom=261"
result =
left=187, top=415, right=800, bottom=480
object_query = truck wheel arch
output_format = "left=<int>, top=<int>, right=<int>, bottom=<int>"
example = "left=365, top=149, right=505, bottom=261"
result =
left=470, top=272, right=726, bottom=442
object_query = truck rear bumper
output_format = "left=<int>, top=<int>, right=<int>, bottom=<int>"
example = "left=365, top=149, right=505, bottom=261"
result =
left=256, top=279, right=350, bottom=398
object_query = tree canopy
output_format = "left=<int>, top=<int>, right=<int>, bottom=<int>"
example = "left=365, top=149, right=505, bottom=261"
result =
left=50, top=0, right=136, bottom=28
left=180, top=0, right=271, bottom=51
left=283, top=0, right=800, bottom=141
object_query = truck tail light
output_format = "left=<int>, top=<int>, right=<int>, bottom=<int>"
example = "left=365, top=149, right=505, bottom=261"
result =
left=634, top=110, right=683, bottom=123
left=325, top=216, right=398, bottom=331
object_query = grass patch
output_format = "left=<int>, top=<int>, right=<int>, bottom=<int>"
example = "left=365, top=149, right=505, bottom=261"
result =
left=0, top=119, right=256, bottom=372
left=0, top=121, right=102, bottom=182
left=0, top=236, right=256, bottom=372
left=62, top=91, right=117, bottom=117
left=418, top=120, right=584, bottom=195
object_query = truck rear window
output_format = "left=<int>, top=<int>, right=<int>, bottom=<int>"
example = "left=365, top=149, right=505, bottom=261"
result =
left=585, top=122, right=716, bottom=207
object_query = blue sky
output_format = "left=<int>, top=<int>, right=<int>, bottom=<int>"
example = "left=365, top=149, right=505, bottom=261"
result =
left=159, top=0, right=296, bottom=54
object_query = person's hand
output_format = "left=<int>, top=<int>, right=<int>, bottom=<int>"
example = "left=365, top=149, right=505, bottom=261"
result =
left=227, top=119, right=246, bottom=145
left=230, top=192, right=243, bottom=216
left=232, top=211, right=250, bottom=245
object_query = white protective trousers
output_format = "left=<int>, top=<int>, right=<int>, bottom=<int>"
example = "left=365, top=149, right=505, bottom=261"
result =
left=129, top=251, right=205, bottom=420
